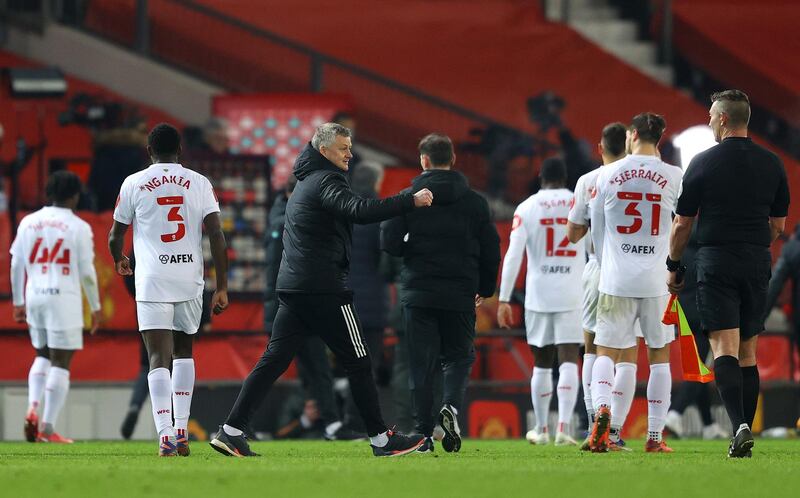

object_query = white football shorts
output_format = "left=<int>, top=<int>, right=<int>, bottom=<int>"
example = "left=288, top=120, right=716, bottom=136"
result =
left=137, top=296, right=203, bottom=334
left=29, top=327, right=83, bottom=350
left=581, top=258, right=601, bottom=333
left=524, top=309, right=583, bottom=347
left=594, top=293, right=674, bottom=349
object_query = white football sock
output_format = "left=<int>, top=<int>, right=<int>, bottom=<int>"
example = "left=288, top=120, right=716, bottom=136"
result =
left=171, top=358, right=195, bottom=433
left=582, top=353, right=596, bottom=425
left=591, top=355, right=615, bottom=410
left=610, top=362, right=637, bottom=431
left=147, top=368, right=174, bottom=438
left=557, top=362, right=579, bottom=433
left=370, top=431, right=389, bottom=447
left=531, top=367, right=553, bottom=432
left=28, top=357, right=51, bottom=411
left=647, top=362, right=672, bottom=441
left=42, top=366, right=70, bottom=432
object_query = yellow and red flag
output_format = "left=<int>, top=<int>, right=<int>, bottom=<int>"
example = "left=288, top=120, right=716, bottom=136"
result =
left=662, top=295, right=715, bottom=383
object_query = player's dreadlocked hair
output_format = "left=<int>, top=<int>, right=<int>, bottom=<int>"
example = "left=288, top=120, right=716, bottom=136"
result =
left=148, top=122, right=182, bottom=157
left=46, top=170, right=82, bottom=203
left=630, top=112, right=666, bottom=144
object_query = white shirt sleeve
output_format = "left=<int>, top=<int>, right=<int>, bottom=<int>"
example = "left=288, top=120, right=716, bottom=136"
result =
left=589, top=174, right=606, bottom=264
left=113, top=179, right=134, bottom=225
left=78, top=223, right=101, bottom=312
left=201, top=177, right=221, bottom=219
left=498, top=210, right=528, bottom=303
left=568, top=176, right=588, bottom=226
left=9, top=232, right=25, bottom=307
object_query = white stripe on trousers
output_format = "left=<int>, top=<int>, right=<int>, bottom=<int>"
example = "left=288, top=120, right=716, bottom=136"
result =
left=341, top=304, right=367, bottom=358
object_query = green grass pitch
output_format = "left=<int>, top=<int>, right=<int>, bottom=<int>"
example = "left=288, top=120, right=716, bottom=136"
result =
left=1, top=439, right=799, bottom=498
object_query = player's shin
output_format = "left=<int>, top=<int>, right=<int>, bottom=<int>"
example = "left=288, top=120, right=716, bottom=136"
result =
left=646, top=363, right=671, bottom=442
left=28, top=357, right=51, bottom=411
left=610, top=362, right=637, bottom=441
left=557, top=362, right=579, bottom=435
left=172, top=358, right=195, bottom=435
left=590, top=356, right=614, bottom=410
left=531, top=367, right=553, bottom=435
left=147, top=368, right=175, bottom=438
left=582, top=353, right=596, bottom=428
left=42, top=367, right=70, bottom=434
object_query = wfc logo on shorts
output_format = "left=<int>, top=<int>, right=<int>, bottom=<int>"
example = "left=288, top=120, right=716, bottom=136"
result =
left=621, top=244, right=655, bottom=254
left=159, top=254, right=194, bottom=264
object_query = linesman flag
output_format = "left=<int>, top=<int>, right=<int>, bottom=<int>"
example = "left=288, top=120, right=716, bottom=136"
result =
left=662, top=294, right=715, bottom=383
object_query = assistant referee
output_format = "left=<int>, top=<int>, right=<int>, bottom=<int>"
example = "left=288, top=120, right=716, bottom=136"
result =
left=667, top=90, right=790, bottom=458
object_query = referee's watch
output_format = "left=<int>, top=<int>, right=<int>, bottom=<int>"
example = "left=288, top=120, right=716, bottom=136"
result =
left=666, top=256, right=684, bottom=273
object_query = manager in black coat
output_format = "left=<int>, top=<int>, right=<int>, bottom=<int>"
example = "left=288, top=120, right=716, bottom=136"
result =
left=381, top=133, right=501, bottom=453
left=212, top=123, right=433, bottom=458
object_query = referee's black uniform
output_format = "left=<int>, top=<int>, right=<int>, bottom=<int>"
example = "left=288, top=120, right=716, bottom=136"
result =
left=675, top=136, right=789, bottom=440
left=223, top=143, right=419, bottom=442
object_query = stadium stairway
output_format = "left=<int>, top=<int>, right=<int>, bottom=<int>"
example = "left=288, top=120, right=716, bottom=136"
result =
left=547, top=0, right=674, bottom=85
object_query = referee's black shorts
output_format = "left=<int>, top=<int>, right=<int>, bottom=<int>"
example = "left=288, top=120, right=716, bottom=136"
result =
left=695, top=244, right=771, bottom=339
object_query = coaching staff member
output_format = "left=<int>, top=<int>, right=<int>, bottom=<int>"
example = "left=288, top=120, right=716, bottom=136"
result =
left=381, top=134, right=500, bottom=453
left=210, top=123, right=432, bottom=458
left=667, top=90, right=789, bottom=458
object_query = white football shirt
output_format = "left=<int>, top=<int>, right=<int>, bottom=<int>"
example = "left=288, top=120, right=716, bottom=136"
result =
left=568, top=167, right=602, bottom=259
left=590, top=155, right=683, bottom=298
left=10, top=206, right=100, bottom=330
left=113, top=163, right=219, bottom=302
left=499, top=188, right=586, bottom=312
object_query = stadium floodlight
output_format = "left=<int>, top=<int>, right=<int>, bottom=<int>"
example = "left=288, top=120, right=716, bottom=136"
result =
left=672, top=125, right=716, bottom=170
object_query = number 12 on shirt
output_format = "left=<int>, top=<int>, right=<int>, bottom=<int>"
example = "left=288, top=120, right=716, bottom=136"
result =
left=540, top=217, right=576, bottom=257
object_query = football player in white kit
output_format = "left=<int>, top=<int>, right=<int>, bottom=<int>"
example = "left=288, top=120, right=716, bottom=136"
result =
left=109, top=124, right=229, bottom=457
left=588, top=113, right=682, bottom=453
left=498, top=158, right=585, bottom=446
left=567, top=123, right=639, bottom=451
left=11, top=171, right=102, bottom=443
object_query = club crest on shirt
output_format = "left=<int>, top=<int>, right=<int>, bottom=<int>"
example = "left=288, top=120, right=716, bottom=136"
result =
left=511, top=214, right=522, bottom=231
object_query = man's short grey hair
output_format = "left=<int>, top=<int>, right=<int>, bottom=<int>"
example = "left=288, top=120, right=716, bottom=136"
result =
left=312, top=122, right=351, bottom=151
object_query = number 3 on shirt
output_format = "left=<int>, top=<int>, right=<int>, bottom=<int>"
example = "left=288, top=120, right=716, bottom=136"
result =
left=540, top=218, right=576, bottom=257
left=616, top=192, right=661, bottom=235
left=157, top=196, right=185, bottom=242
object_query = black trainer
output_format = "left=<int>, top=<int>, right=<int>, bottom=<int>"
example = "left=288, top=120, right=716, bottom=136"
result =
left=728, top=426, right=754, bottom=458
left=209, top=426, right=260, bottom=457
left=439, top=404, right=462, bottom=453
left=417, top=436, right=435, bottom=453
left=371, top=430, right=425, bottom=457
left=325, top=426, right=367, bottom=441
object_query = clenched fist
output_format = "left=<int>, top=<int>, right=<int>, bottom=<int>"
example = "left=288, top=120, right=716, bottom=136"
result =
left=413, top=188, right=434, bottom=207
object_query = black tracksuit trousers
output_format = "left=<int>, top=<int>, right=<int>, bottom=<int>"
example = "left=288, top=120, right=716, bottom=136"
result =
left=404, top=306, right=476, bottom=436
left=226, top=291, right=386, bottom=436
